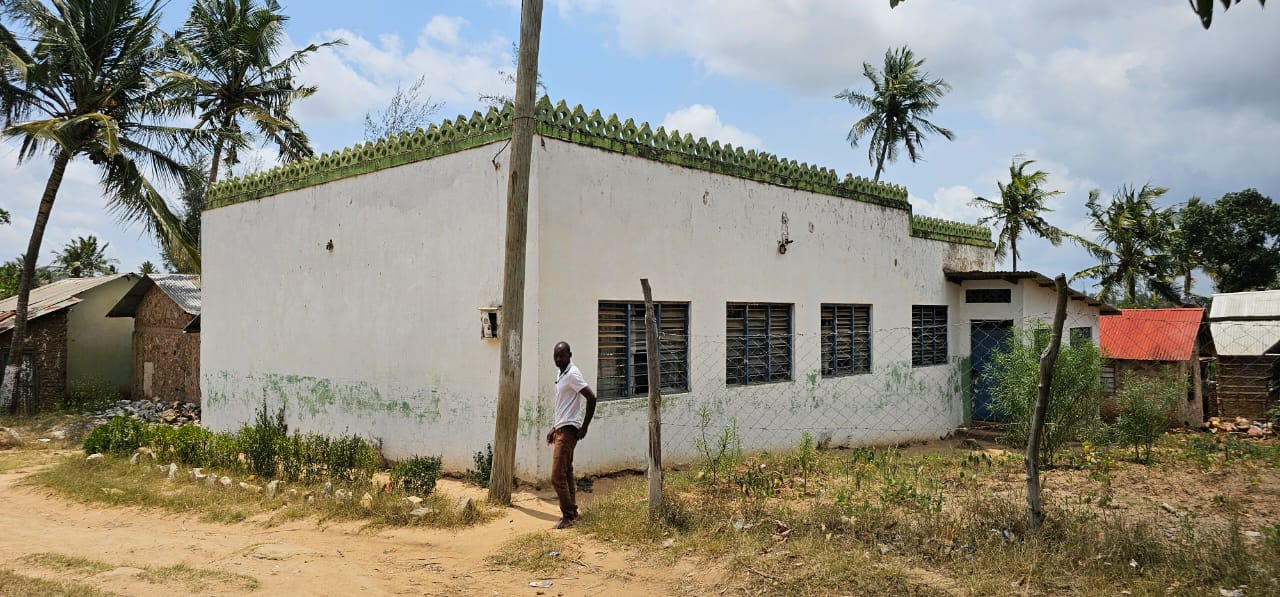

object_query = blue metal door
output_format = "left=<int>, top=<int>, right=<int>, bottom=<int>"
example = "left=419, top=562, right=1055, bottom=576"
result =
left=971, top=320, right=1013, bottom=422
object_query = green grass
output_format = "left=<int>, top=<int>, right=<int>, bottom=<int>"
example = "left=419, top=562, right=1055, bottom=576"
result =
left=577, top=436, right=1280, bottom=596
left=487, top=532, right=576, bottom=575
left=0, top=569, right=120, bottom=597
left=24, top=453, right=495, bottom=530
left=18, top=552, right=258, bottom=592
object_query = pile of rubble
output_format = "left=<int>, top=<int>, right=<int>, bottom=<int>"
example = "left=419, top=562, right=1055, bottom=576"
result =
left=1202, top=416, right=1275, bottom=438
left=92, top=399, right=200, bottom=427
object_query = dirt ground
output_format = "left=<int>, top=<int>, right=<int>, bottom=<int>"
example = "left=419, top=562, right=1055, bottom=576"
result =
left=0, top=455, right=718, bottom=596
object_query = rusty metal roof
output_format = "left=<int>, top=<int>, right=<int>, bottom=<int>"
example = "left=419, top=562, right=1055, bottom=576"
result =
left=1099, top=308, right=1203, bottom=361
left=107, top=274, right=201, bottom=318
left=0, top=274, right=131, bottom=334
left=1209, top=289, right=1280, bottom=356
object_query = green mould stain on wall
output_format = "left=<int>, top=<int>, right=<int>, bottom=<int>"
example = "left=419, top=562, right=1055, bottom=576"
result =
left=203, top=371, right=446, bottom=424
left=204, top=97, right=991, bottom=249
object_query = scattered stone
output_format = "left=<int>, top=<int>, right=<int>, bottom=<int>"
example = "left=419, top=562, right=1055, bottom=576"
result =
left=129, top=447, right=155, bottom=466
left=1244, top=531, right=1262, bottom=538
left=205, top=473, right=218, bottom=487
left=266, top=480, right=281, bottom=498
left=960, top=438, right=982, bottom=450
left=360, top=492, right=373, bottom=509
left=304, top=492, right=315, bottom=504
left=322, top=481, right=333, bottom=498
left=1247, top=426, right=1264, bottom=438
left=191, top=468, right=206, bottom=481
left=220, top=476, right=232, bottom=488
left=46, top=427, right=67, bottom=440
left=1161, top=503, right=1178, bottom=515
left=0, top=427, right=20, bottom=450
left=37, top=438, right=51, bottom=443
left=409, top=507, right=435, bottom=518
left=90, top=399, right=201, bottom=428
left=334, top=489, right=352, bottom=501
left=404, top=496, right=423, bottom=507
left=286, top=488, right=298, bottom=500
left=661, top=538, right=675, bottom=549
left=101, top=488, right=124, bottom=496
left=166, top=463, right=178, bottom=479
left=86, top=453, right=105, bottom=463
left=239, top=482, right=262, bottom=493
left=454, top=496, right=475, bottom=517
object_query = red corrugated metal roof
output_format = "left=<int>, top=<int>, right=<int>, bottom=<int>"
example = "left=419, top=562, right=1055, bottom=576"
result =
left=1099, top=308, right=1204, bottom=361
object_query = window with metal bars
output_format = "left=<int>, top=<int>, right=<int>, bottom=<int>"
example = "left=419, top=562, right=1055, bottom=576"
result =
left=911, top=305, right=948, bottom=367
left=597, top=302, right=689, bottom=400
left=821, top=304, right=871, bottom=376
left=726, top=303, right=792, bottom=385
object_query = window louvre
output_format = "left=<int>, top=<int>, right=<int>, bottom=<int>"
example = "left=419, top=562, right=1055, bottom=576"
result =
left=965, top=288, right=1012, bottom=303
left=821, top=304, right=872, bottom=376
left=911, top=305, right=948, bottom=367
left=597, top=302, right=689, bottom=400
left=726, top=303, right=792, bottom=385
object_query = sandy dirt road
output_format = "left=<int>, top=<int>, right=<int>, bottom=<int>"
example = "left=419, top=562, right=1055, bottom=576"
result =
left=0, top=459, right=717, bottom=596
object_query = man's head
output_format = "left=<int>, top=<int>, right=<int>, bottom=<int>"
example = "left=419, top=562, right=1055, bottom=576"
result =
left=553, top=341, right=572, bottom=371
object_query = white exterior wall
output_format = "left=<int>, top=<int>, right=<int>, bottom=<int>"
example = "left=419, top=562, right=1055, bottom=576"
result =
left=954, top=279, right=1102, bottom=345
left=532, top=139, right=994, bottom=475
left=201, top=145, right=546, bottom=474
left=66, top=276, right=135, bottom=396
left=202, top=136, right=1003, bottom=480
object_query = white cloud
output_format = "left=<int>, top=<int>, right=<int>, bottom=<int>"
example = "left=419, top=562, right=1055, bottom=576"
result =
left=910, top=185, right=983, bottom=225
left=660, top=104, right=763, bottom=150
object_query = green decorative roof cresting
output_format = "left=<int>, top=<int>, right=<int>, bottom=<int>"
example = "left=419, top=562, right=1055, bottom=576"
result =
left=910, top=215, right=995, bottom=248
left=205, top=97, right=987, bottom=248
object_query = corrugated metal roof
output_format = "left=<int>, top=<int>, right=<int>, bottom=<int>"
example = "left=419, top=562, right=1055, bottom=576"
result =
left=106, top=274, right=201, bottom=318
left=1099, top=308, right=1203, bottom=361
left=1209, top=289, right=1280, bottom=356
left=0, top=275, right=130, bottom=334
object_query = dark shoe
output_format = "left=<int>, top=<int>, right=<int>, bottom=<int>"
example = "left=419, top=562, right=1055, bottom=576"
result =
left=553, top=517, right=576, bottom=530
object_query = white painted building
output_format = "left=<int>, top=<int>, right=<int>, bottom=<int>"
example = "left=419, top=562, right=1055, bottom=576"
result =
left=202, top=99, right=1108, bottom=479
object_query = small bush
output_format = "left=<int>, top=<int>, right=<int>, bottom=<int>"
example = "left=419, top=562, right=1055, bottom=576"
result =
left=173, top=425, right=215, bottom=467
left=324, top=434, right=381, bottom=484
left=82, top=416, right=149, bottom=456
left=390, top=455, right=443, bottom=496
left=466, top=444, right=493, bottom=487
left=986, top=322, right=1102, bottom=466
left=1102, top=369, right=1181, bottom=462
left=242, top=400, right=288, bottom=478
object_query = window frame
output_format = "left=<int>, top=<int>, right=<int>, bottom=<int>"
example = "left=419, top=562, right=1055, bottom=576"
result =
left=725, top=302, right=793, bottom=386
left=1069, top=326, right=1092, bottom=347
left=820, top=303, right=872, bottom=377
left=596, top=301, right=690, bottom=400
left=911, top=305, right=949, bottom=367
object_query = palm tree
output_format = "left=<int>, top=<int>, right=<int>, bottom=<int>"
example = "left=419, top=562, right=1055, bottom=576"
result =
left=162, top=0, right=341, bottom=188
left=1167, top=197, right=1206, bottom=301
left=0, top=0, right=201, bottom=412
left=835, top=46, right=954, bottom=182
left=52, top=236, right=119, bottom=278
left=0, top=254, right=52, bottom=300
left=970, top=156, right=1066, bottom=271
left=138, top=260, right=157, bottom=275
left=1072, top=184, right=1179, bottom=305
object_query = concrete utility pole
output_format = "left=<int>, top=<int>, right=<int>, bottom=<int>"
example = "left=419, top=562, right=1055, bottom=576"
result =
left=489, top=0, right=544, bottom=505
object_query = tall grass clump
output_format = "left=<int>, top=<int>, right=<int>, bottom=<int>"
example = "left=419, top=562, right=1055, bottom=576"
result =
left=1101, top=369, right=1182, bottom=462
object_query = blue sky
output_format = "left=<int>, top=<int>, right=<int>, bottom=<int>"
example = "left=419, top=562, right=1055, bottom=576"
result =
left=2, top=0, right=1277, bottom=297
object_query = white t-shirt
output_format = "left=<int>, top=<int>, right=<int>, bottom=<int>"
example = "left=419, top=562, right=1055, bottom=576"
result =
left=554, top=363, right=589, bottom=430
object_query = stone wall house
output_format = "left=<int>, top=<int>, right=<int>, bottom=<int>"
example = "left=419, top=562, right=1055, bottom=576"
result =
left=0, top=275, right=135, bottom=410
left=1098, top=308, right=1205, bottom=427
left=199, top=98, right=1112, bottom=478
left=107, top=275, right=201, bottom=404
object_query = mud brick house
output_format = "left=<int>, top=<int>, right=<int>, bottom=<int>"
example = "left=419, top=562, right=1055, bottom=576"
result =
left=0, top=275, right=135, bottom=409
left=108, top=274, right=201, bottom=404
left=199, top=98, right=1109, bottom=478
left=1098, top=308, right=1205, bottom=427
left=1209, top=290, right=1280, bottom=420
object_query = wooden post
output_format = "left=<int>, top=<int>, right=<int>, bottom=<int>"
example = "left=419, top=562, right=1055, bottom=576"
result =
left=1026, top=274, right=1068, bottom=531
left=488, top=0, right=544, bottom=506
left=641, top=279, right=663, bottom=516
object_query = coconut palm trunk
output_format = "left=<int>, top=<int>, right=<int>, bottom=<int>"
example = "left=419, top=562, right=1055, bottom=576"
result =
left=1, top=152, right=69, bottom=414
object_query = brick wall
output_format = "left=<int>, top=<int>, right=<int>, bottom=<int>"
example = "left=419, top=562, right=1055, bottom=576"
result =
left=132, top=286, right=200, bottom=404
left=0, top=310, right=69, bottom=410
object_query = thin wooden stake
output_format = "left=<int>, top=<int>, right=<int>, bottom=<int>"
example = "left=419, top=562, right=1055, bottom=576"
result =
left=641, top=279, right=663, bottom=517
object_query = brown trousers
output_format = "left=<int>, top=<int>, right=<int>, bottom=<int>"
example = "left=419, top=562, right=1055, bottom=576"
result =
left=551, top=426, right=579, bottom=520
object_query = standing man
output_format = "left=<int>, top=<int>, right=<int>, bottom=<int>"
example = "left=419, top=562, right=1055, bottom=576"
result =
left=546, top=341, right=597, bottom=529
